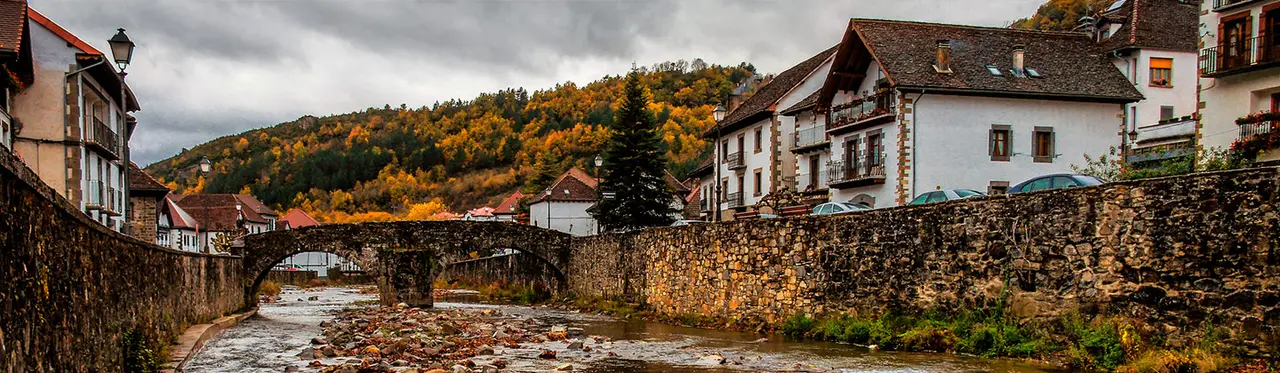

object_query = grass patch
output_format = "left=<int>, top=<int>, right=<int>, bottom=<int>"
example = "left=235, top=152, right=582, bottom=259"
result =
left=257, top=280, right=282, bottom=298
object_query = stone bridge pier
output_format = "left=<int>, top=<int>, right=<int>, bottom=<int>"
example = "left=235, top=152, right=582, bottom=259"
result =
left=239, top=221, right=572, bottom=308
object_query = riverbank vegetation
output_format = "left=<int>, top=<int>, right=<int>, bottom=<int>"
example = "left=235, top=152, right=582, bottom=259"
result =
left=434, top=279, right=553, bottom=305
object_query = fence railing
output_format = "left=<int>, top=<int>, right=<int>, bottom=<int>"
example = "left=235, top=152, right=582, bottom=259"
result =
left=1240, top=120, right=1279, bottom=140
left=726, top=152, right=746, bottom=170
left=829, top=91, right=896, bottom=131
left=1201, top=35, right=1280, bottom=76
left=793, top=125, right=828, bottom=149
left=725, top=192, right=744, bottom=208
left=85, top=117, right=120, bottom=158
left=157, top=230, right=170, bottom=247
left=86, top=180, right=105, bottom=208
left=1213, top=0, right=1261, bottom=10
left=827, top=151, right=887, bottom=186
left=797, top=169, right=829, bottom=192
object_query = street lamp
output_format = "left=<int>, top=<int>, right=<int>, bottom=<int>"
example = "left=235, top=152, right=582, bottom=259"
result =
left=109, top=28, right=134, bottom=234
left=109, top=28, right=135, bottom=71
left=713, top=105, right=726, bottom=122
left=197, top=157, right=211, bottom=252
left=199, top=157, right=212, bottom=173
left=593, top=155, right=603, bottom=234
left=712, top=105, right=726, bottom=222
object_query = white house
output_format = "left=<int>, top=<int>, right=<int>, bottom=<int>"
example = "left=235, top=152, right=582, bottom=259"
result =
left=789, top=19, right=1141, bottom=207
left=11, top=9, right=140, bottom=232
left=528, top=168, right=599, bottom=236
left=1197, top=0, right=1280, bottom=162
left=160, top=195, right=200, bottom=252
left=463, top=206, right=498, bottom=222
left=175, top=193, right=274, bottom=253
left=1086, top=0, right=1200, bottom=163
left=491, top=191, right=525, bottom=222
left=700, top=46, right=835, bottom=220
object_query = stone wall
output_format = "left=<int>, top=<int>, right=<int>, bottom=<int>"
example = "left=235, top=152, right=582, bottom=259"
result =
left=266, top=269, right=319, bottom=285
left=0, top=150, right=246, bottom=372
left=568, top=167, right=1280, bottom=354
left=129, top=195, right=159, bottom=242
left=438, top=253, right=563, bottom=292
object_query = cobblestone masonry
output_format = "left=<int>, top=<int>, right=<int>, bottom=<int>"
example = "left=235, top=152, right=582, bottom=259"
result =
left=0, top=149, right=245, bottom=372
left=568, top=167, right=1280, bottom=354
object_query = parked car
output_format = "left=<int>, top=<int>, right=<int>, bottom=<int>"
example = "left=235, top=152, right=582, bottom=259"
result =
left=670, top=220, right=706, bottom=226
left=811, top=202, right=871, bottom=216
left=909, top=189, right=986, bottom=205
left=1008, top=174, right=1103, bottom=194
left=273, top=264, right=304, bottom=272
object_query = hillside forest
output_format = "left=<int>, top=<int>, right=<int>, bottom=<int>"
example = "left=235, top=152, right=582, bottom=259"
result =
left=145, top=60, right=757, bottom=222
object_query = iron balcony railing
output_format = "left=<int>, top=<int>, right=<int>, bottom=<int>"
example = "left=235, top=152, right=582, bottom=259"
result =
left=827, top=151, right=887, bottom=187
left=829, top=91, right=897, bottom=132
left=157, top=230, right=170, bottom=247
left=86, top=180, right=105, bottom=209
left=1213, top=0, right=1263, bottom=11
left=726, top=152, right=746, bottom=170
left=792, top=125, right=829, bottom=150
left=85, top=117, right=120, bottom=159
left=725, top=192, right=744, bottom=208
left=797, top=168, right=829, bottom=193
left=1239, top=120, right=1279, bottom=141
left=1200, top=35, right=1280, bottom=77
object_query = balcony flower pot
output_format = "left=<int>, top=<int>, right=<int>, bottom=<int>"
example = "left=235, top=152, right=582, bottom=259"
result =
left=1236, top=111, right=1280, bottom=125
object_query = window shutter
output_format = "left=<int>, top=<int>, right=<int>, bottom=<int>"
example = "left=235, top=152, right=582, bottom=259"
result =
left=988, top=129, right=995, bottom=156
left=1218, top=22, right=1227, bottom=68
left=1050, top=131, right=1056, bottom=159
left=1150, top=58, right=1173, bottom=69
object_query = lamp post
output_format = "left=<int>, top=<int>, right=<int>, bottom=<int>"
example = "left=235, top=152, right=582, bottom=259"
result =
left=109, top=28, right=134, bottom=234
left=198, top=157, right=211, bottom=252
left=712, top=105, right=726, bottom=222
left=593, top=154, right=603, bottom=234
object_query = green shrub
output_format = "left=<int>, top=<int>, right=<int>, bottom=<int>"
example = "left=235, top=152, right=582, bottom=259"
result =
left=781, top=314, right=816, bottom=337
left=899, top=325, right=958, bottom=352
left=122, top=329, right=163, bottom=373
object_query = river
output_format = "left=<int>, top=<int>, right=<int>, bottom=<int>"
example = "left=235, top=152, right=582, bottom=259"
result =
left=185, top=286, right=1059, bottom=372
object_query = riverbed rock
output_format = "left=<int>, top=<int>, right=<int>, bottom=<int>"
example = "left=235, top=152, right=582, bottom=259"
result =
left=539, top=350, right=557, bottom=359
left=555, top=363, right=573, bottom=371
left=476, top=345, right=494, bottom=355
left=566, top=340, right=583, bottom=350
left=312, top=337, right=329, bottom=345
left=450, top=364, right=472, bottom=373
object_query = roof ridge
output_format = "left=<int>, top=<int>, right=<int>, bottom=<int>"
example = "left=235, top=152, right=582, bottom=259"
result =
left=850, top=18, right=1092, bottom=38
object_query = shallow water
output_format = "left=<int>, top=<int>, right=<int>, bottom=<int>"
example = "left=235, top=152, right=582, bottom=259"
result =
left=187, top=287, right=1060, bottom=372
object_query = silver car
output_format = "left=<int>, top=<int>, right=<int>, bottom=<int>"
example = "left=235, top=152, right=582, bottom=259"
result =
left=811, top=202, right=870, bottom=216
left=909, top=189, right=985, bottom=205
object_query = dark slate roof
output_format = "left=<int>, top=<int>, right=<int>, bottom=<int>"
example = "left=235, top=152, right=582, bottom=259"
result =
left=530, top=168, right=598, bottom=204
left=850, top=19, right=1142, bottom=102
left=128, top=163, right=169, bottom=193
left=0, top=0, right=25, bottom=53
left=704, top=46, right=836, bottom=138
left=1096, top=0, right=1199, bottom=53
left=780, top=90, right=821, bottom=115
left=689, top=155, right=714, bottom=178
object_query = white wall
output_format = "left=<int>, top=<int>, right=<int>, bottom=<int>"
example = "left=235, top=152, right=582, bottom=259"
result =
left=1198, top=0, right=1280, bottom=152
left=529, top=201, right=597, bottom=236
left=711, top=118, right=772, bottom=210
left=1111, top=50, right=1198, bottom=132
left=829, top=121, right=901, bottom=209
left=913, top=95, right=1125, bottom=195
left=775, top=59, right=834, bottom=187
left=792, top=110, right=831, bottom=193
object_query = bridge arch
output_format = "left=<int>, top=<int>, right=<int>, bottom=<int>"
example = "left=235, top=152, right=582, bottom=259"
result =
left=239, top=221, right=573, bottom=308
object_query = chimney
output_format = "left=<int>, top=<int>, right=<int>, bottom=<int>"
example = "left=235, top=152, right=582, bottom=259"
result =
left=728, top=94, right=746, bottom=113
left=935, top=40, right=952, bottom=73
left=1012, top=45, right=1026, bottom=72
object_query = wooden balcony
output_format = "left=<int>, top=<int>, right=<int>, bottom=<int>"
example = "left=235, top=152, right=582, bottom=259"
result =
left=828, top=92, right=897, bottom=135
left=1200, top=35, right=1280, bottom=78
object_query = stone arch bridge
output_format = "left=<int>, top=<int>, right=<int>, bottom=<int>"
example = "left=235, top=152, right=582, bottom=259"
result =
left=238, top=221, right=572, bottom=307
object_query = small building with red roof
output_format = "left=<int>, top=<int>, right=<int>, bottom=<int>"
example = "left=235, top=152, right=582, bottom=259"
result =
left=279, top=209, right=320, bottom=230
left=528, top=167, right=600, bottom=236
left=491, top=191, right=526, bottom=222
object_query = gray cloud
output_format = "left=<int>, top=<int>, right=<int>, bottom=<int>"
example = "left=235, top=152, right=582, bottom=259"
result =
left=28, top=0, right=1041, bottom=165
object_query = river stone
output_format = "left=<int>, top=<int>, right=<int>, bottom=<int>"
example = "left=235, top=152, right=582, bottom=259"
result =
left=556, top=363, right=573, bottom=371
left=451, top=364, right=473, bottom=373
left=566, top=341, right=583, bottom=350
left=476, top=345, right=494, bottom=355
left=311, top=337, right=328, bottom=345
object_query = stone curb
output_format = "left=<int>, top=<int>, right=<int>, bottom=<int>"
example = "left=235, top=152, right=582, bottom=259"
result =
left=160, top=308, right=258, bottom=373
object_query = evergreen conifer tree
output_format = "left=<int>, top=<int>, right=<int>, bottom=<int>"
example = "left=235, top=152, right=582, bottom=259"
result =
left=592, top=71, right=677, bottom=230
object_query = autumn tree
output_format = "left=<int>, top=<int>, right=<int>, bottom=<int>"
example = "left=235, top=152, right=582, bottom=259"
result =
left=591, top=71, right=677, bottom=231
left=1011, top=0, right=1114, bottom=31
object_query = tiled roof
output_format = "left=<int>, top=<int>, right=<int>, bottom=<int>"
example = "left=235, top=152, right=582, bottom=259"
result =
left=234, top=194, right=277, bottom=217
left=0, top=1, right=25, bottom=53
left=529, top=167, right=598, bottom=204
left=164, top=195, right=198, bottom=230
left=665, top=170, right=690, bottom=194
left=704, top=46, right=837, bottom=138
left=27, top=8, right=101, bottom=55
left=684, top=187, right=700, bottom=204
left=280, top=209, right=320, bottom=229
left=689, top=156, right=714, bottom=178
left=1096, top=0, right=1198, bottom=53
left=780, top=91, right=821, bottom=115
left=176, top=194, right=268, bottom=231
left=493, top=192, right=526, bottom=215
left=128, top=163, right=169, bottom=193
left=848, top=19, right=1142, bottom=102
left=467, top=207, right=496, bottom=217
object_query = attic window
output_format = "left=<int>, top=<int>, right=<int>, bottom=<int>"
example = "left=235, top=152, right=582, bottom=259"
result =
left=986, top=65, right=1003, bottom=76
left=1026, top=68, right=1043, bottom=78
left=563, top=189, right=570, bottom=195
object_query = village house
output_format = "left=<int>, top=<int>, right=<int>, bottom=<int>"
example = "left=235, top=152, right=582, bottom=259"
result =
left=10, top=8, right=139, bottom=232
left=0, top=1, right=33, bottom=152
left=279, top=208, right=320, bottom=229
left=174, top=194, right=275, bottom=253
left=491, top=191, right=525, bottom=222
left=159, top=195, right=200, bottom=252
left=126, top=163, right=170, bottom=243
left=698, top=46, right=835, bottom=220
left=1085, top=0, right=1200, bottom=164
left=1197, top=0, right=1280, bottom=162
left=528, top=167, right=598, bottom=236
left=462, top=206, right=498, bottom=222
left=783, top=19, right=1141, bottom=207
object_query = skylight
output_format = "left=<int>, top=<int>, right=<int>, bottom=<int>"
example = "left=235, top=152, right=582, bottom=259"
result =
left=1026, top=68, right=1043, bottom=78
left=1106, top=0, right=1125, bottom=12
left=986, top=65, right=1003, bottom=76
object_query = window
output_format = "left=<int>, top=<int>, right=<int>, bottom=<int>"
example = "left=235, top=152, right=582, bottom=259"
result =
left=990, top=125, right=1011, bottom=161
left=721, top=180, right=729, bottom=199
left=1149, top=58, right=1172, bottom=87
left=1051, top=176, right=1079, bottom=189
left=1160, top=106, right=1175, bottom=121
left=753, top=169, right=762, bottom=196
left=1272, top=92, right=1279, bottom=113
left=988, top=181, right=1010, bottom=195
left=1032, top=127, right=1055, bottom=163
left=1027, top=177, right=1052, bottom=192
left=910, top=193, right=930, bottom=205
left=736, top=175, right=744, bottom=194
left=986, top=65, right=1003, bottom=76
left=867, top=133, right=882, bottom=166
left=926, top=192, right=947, bottom=204
left=721, top=141, right=729, bottom=163
left=754, top=127, right=763, bottom=153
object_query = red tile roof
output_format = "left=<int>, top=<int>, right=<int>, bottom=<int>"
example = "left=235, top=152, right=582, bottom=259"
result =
left=493, top=191, right=525, bottom=215
left=0, top=0, right=26, bottom=54
left=128, top=162, right=169, bottom=193
left=280, top=209, right=320, bottom=229
left=705, top=46, right=837, bottom=138
left=176, top=194, right=268, bottom=231
left=530, top=167, right=598, bottom=204
left=164, top=195, right=198, bottom=230
left=27, top=8, right=101, bottom=55
left=234, top=194, right=277, bottom=217
left=1096, top=0, right=1198, bottom=53
left=466, top=206, right=496, bottom=217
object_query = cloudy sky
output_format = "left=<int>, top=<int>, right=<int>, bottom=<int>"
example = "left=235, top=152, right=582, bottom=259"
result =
left=31, top=0, right=1042, bottom=165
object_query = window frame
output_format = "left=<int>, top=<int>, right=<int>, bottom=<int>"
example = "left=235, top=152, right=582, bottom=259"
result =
left=753, top=127, right=763, bottom=154
left=753, top=169, right=763, bottom=197
left=990, top=124, right=1011, bottom=162
left=1148, top=57, right=1173, bottom=87
left=1160, top=106, right=1175, bottom=121
left=1032, top=126, right=1055, bottom=163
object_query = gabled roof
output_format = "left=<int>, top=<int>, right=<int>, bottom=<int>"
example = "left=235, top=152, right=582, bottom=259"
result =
left=821, top=19, right=1142, bottom=107
left=27, top=8, right=100, bottom=55
left=529, top=167, right=598, bottom=204
left=780, top=90, right=821, bottom=116
left=493, top=191, right=526, bottom=215
left=684, top=187, right=700, bottom=204
left=128, top=162, right=170, bottom=194
left=234, top=194, right=277, bottom=217
left=1096, top=0, right=1198, bottom=53
left=280, top=209, right=320, bottom=229
left=466, top=207, right=496, bottom=217
left=0, top=0, right=26, bottom=54
left=176, top=194, right=268, bottom=230
left=665, top=170, right=690, bottom=194
left=164, top=195, right=199, bottom=230
left=28, top=8, right=139, bottom=112
left=704, top=46, right=837, bottom=138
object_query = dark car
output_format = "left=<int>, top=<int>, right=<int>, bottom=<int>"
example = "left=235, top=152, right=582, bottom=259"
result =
left=1008, top=174, right=1103, bottom=194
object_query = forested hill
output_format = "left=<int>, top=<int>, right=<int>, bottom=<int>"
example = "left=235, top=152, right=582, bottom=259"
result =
left=145, top=60, right=756, bottom=222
